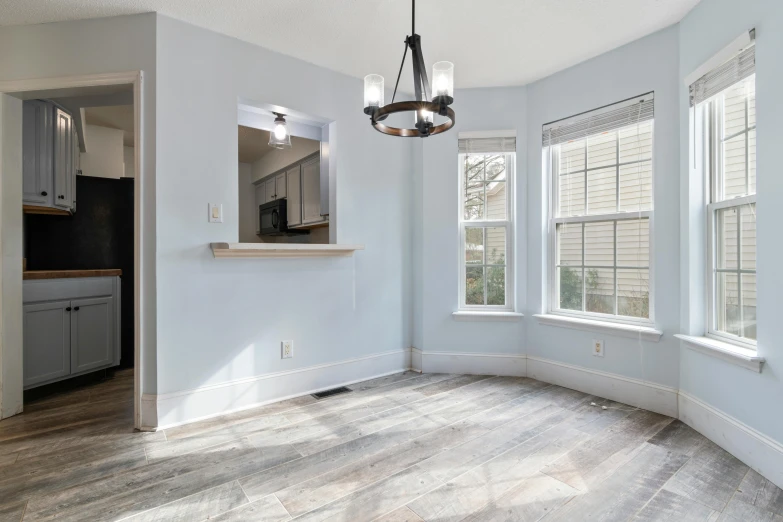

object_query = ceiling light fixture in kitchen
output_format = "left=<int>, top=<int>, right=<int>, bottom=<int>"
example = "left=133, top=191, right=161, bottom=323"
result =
left=268, top=113, right=292, bottom=149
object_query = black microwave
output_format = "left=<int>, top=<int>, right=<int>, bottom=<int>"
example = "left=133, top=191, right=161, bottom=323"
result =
left=258, top=199, right=308, bottom=236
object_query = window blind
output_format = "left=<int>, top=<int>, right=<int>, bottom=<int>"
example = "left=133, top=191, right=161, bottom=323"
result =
left=689, top=43, right=755, bottom=107
left=458, top=136, right=516, bottom=154
left=542, top=93, right=654, bottom=147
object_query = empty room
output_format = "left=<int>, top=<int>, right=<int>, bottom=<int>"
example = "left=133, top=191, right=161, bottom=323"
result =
left=0, top=0, right=781, bottom=520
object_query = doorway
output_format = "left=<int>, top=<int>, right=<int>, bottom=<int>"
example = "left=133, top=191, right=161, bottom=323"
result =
left=0, top=72, right=144, bottom=429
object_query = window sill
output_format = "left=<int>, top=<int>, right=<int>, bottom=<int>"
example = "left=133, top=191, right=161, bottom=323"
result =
left=532, top=314, right=662, bottom=342
left=675, top=334, right=764, bottom=373
left=452, top=311, right=524, bottom=322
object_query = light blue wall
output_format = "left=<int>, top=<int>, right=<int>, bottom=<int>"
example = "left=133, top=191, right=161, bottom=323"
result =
left=524, top=26, right=682, bottom=388
left=154, top=15, right=414, bottom=393
left=0, top=14, right=159, bottom=394
left=416, top=87, right=527, bottom=355
left=678, top=0, right=783, bottom=443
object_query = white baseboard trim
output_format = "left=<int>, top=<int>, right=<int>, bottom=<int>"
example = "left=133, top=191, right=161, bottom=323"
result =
left=418, top=350, right=526, bottom=377
left=679, top=391, right=783, bottom=490
left=145, top=349, right=409, bottom=430
left=526, top=356, right=679, bottom=417
left=411, top=347, right=423, bottom=373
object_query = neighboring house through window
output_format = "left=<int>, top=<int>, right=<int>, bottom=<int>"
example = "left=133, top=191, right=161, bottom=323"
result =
left=458, top=133, right=515, bottom=310
left=691, top=42, right=757, bottom=346
left=544, top=94, right=655, bottom=325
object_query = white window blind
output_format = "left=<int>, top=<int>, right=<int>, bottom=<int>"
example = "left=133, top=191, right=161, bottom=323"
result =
left=458, top=137, right=516, bottom=154
left=543, top=93, right=654, bottom=147
left=690, top=42, right=755, bottom=107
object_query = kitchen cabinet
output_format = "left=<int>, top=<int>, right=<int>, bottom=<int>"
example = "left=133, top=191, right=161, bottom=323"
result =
left=23, top=276, right=121, bottom=389
left=286, top=166, right=302, bottom=226
left=23, top=300, right=71, bottom=388
left=53, top=107, right=75, bottom=210
left=302, top=157, right=323, bottom=224
left=275, top=173, right=286, bottom=199
left=254, top=182, right=266, bottom=234
left=265, top=179, right=276, bottom=203
left=70, top=296, right=114, bottom=374
left=22, top=100, right=76, bottom=213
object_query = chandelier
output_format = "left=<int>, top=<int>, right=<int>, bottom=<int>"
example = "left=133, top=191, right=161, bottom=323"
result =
left=363, top=0, right=455, bottom=137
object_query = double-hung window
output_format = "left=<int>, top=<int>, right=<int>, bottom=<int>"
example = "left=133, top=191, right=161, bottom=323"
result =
left=544, top=94, right=655, bottom=325
left=691, top=42, right=757, bottom=345
left=458, top=133, right=515, bottom=310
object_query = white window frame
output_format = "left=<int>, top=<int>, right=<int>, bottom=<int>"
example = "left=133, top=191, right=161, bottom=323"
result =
left=546, top=123, right=656, bottom=327
left=703, top=77, right=757, bottom=350
left=458, top=152, right=515, bottom=312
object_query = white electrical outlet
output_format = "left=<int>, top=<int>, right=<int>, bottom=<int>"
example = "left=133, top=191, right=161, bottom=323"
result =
left=282, top=340, right=293, bottom=359
left=592, top=339, right=604, bottom=357
left=208, top=203, right=223, bottom=223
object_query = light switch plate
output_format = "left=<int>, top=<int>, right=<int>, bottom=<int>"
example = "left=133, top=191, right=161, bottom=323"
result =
left=208, top=203, right=223, bottom=223
left=282, top=340, right=293, bottom=359
left=592, top=339, right=604, bottom=357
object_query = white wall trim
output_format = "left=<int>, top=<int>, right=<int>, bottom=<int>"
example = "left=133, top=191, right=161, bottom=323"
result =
left=145, top=349, right=409, bottom=430
left=451, top=311, right=524, bottom=322
left=533, top=314, right=663, bottom=342
left=679, top=391, right=783, bottom=490
left=410, top=347, right=423, bottom=373
left=417, top=350, right=527, bottom=377
left=527, top=355, right=679, bottom=417
left=675, top=334, right=764, bottom=372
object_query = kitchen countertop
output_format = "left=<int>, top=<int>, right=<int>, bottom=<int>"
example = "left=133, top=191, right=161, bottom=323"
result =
left=23, top=269, right=123, bottom=280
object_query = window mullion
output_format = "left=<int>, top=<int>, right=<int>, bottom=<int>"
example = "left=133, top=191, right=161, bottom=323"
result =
left=581, top=222, right=586, bottom=312
left=613, top=220, right=618, bottom=315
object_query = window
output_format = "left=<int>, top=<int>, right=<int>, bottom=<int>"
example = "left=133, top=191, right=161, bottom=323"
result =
left=693, top=43, right=757, bottom=345
left=544, top=94, right=654, bottom=325
left=458, top=134, right=515, bottom=310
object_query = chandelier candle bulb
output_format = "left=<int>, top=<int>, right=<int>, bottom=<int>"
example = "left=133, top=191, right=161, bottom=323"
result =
left=363, top=74, right=384, bottom=113
left=432, top=61, right=454, bottom=102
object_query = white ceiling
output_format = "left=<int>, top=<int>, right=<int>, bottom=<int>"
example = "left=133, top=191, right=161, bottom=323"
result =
left=0, top=0, right=701, bottom=88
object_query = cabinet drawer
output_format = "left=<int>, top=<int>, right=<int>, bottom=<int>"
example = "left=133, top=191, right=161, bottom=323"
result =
left=24, top=277, right=115, bottom=304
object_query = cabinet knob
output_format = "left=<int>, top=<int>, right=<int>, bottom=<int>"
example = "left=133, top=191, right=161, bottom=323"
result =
left=58, top=195, right=64, bottom=199
left=66, top=307, right=72, bottom=311
left=73, top=306, right=80, bottom=311
left=41, top=191, right=47, bottom=196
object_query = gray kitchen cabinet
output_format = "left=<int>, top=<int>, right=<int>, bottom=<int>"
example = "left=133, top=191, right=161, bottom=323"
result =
left=23, top=277, right=121, bottom=390
left=70, top=296, right=114, bottom=374
left=22, top=100, right=76, bottom=213
left=23, top=300, right=71, bottom=388
left=265, top=179, right=276, bottom=202
left=301, top=157, right=323, bottom=224
left=275, top=173, right=286, bottom=199
left=286, top=166, right=302, bottom=226
left=22, top=100, right=53, bottom=206
left=53, top=107, right=75, bottom=210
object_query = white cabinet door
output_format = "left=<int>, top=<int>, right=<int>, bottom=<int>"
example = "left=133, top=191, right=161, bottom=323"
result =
left=265, top=179, right=276, bottom=202
left=70, top=296, right=113, bottom=374
left=71, top=126, right=78, bottom=213
left=23, top=300, right=71, bottom=388
left=287, top=166, right=302, bottom=226
left=53, top=107, right=74, bottom=210
left=275, top=173, right=286, bottom=199
left=22, top=101, right=53, bottom=206
left=302, top=158, right=322, bottom=224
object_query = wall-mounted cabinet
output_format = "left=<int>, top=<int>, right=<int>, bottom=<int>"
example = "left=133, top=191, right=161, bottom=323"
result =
left=23, top=276, right=120, bottom=389
left=23, top=100, right=77, bottom=214
left=253, top=152, right=327, bottom=233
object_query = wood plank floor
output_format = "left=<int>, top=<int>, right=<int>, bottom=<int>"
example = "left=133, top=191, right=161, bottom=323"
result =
left=1, top=369, right=780, bottom=522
